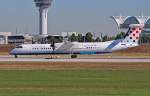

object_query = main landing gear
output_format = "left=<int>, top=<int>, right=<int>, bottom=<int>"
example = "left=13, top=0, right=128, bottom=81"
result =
left=14, top=55, right=18, bottom=58
left=71, top=54, right=78, bottom=59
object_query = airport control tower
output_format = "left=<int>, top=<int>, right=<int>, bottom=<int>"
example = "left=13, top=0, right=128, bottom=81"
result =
left=34, top=0, right=53, bottom=37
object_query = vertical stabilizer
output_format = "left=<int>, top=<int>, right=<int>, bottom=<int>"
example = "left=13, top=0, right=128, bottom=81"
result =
left=123, top=24, right=144, bottom=44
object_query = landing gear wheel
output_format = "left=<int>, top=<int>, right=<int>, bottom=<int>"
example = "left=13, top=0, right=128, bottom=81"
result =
left=71, top=54, right=78, bottom=59
left=14, top=55, right=18, bottom=58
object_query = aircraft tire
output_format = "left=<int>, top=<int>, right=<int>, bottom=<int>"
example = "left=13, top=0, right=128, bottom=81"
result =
left=14, top=55, right=18, bottom=58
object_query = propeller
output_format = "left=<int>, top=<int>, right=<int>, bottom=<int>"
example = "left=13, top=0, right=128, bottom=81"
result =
left=51, top=41, right=55, bottom=53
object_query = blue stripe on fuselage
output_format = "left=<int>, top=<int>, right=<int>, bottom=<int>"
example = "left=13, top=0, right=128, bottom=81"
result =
left=10, top=51, right=111, bottom=55
left=80, top=52, right=96, bottom=54
left=105, top=39, right=122, bottom=51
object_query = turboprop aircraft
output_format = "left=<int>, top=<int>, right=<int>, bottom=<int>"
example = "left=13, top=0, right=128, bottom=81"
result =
left=10, top=24, right=143, bottom=58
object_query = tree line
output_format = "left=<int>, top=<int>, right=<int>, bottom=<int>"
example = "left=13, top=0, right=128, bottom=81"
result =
left=140, top=34, right=150, bottom=44
left=42, top=32, right=150, bottom=44
left=68, top=32, right=126, bottom=42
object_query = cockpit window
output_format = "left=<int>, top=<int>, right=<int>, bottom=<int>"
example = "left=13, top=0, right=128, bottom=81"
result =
left=16, top=46, right=23, bottom=48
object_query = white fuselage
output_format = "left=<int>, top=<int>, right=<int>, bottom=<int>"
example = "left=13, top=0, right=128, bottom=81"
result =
left=10, top=39, right=138, bottom=55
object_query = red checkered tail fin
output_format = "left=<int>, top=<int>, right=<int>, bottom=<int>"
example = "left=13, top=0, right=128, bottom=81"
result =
left=123, top=24, right=144, bottom=43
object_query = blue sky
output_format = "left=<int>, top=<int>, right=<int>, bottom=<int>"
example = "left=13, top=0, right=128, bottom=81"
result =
left=0, top=0, right=149, bottom=36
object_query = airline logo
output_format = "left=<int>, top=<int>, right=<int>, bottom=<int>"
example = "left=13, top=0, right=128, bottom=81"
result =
left=129, top=27, right=142, bottom=42
left=124, top=24, right=143, bottom=43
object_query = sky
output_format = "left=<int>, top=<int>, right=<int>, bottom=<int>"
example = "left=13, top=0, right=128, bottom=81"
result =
left=0, top=0, right=149, bottom=36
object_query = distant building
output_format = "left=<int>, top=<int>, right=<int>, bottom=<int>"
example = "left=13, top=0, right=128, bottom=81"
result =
left=8, top=35, right=25, bottom=44
left=46, top=35, right=63, bottom=43
left=61, top=32, right=80, bottom=38
left=111, top=16, right=150, bottom=29
left=111, top=16, right=150, bottom=44
left=0, top=32, right=12, bottom=44
left=24, top=34, right=33, bottom=44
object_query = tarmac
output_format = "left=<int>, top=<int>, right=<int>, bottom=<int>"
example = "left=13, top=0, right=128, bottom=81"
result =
left=0, top=55, right=150, bottom=62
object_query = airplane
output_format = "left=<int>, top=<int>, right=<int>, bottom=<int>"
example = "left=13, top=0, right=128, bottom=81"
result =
left=10, top=24, right=143, bottom=58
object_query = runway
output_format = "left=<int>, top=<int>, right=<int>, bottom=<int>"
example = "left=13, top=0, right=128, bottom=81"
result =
left=0, top=55, right=150, bottom=62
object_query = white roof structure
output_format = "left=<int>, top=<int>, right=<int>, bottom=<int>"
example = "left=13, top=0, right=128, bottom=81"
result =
left=0, top=32, right=12, bottom=36
left=111, top=16, right=150, bottom=28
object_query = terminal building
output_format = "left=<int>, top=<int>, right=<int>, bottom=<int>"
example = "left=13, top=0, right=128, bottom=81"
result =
left=111, top=16, right=150, bottom=29
left=0, top=32, right=12, bottom=44
left=8, top=34, right=33, bottom=45
left=111, top=16, right=150, bottom=44
left=8, top=35, right=25, bottom=44
left=0, top=32, right=33, bottom=45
